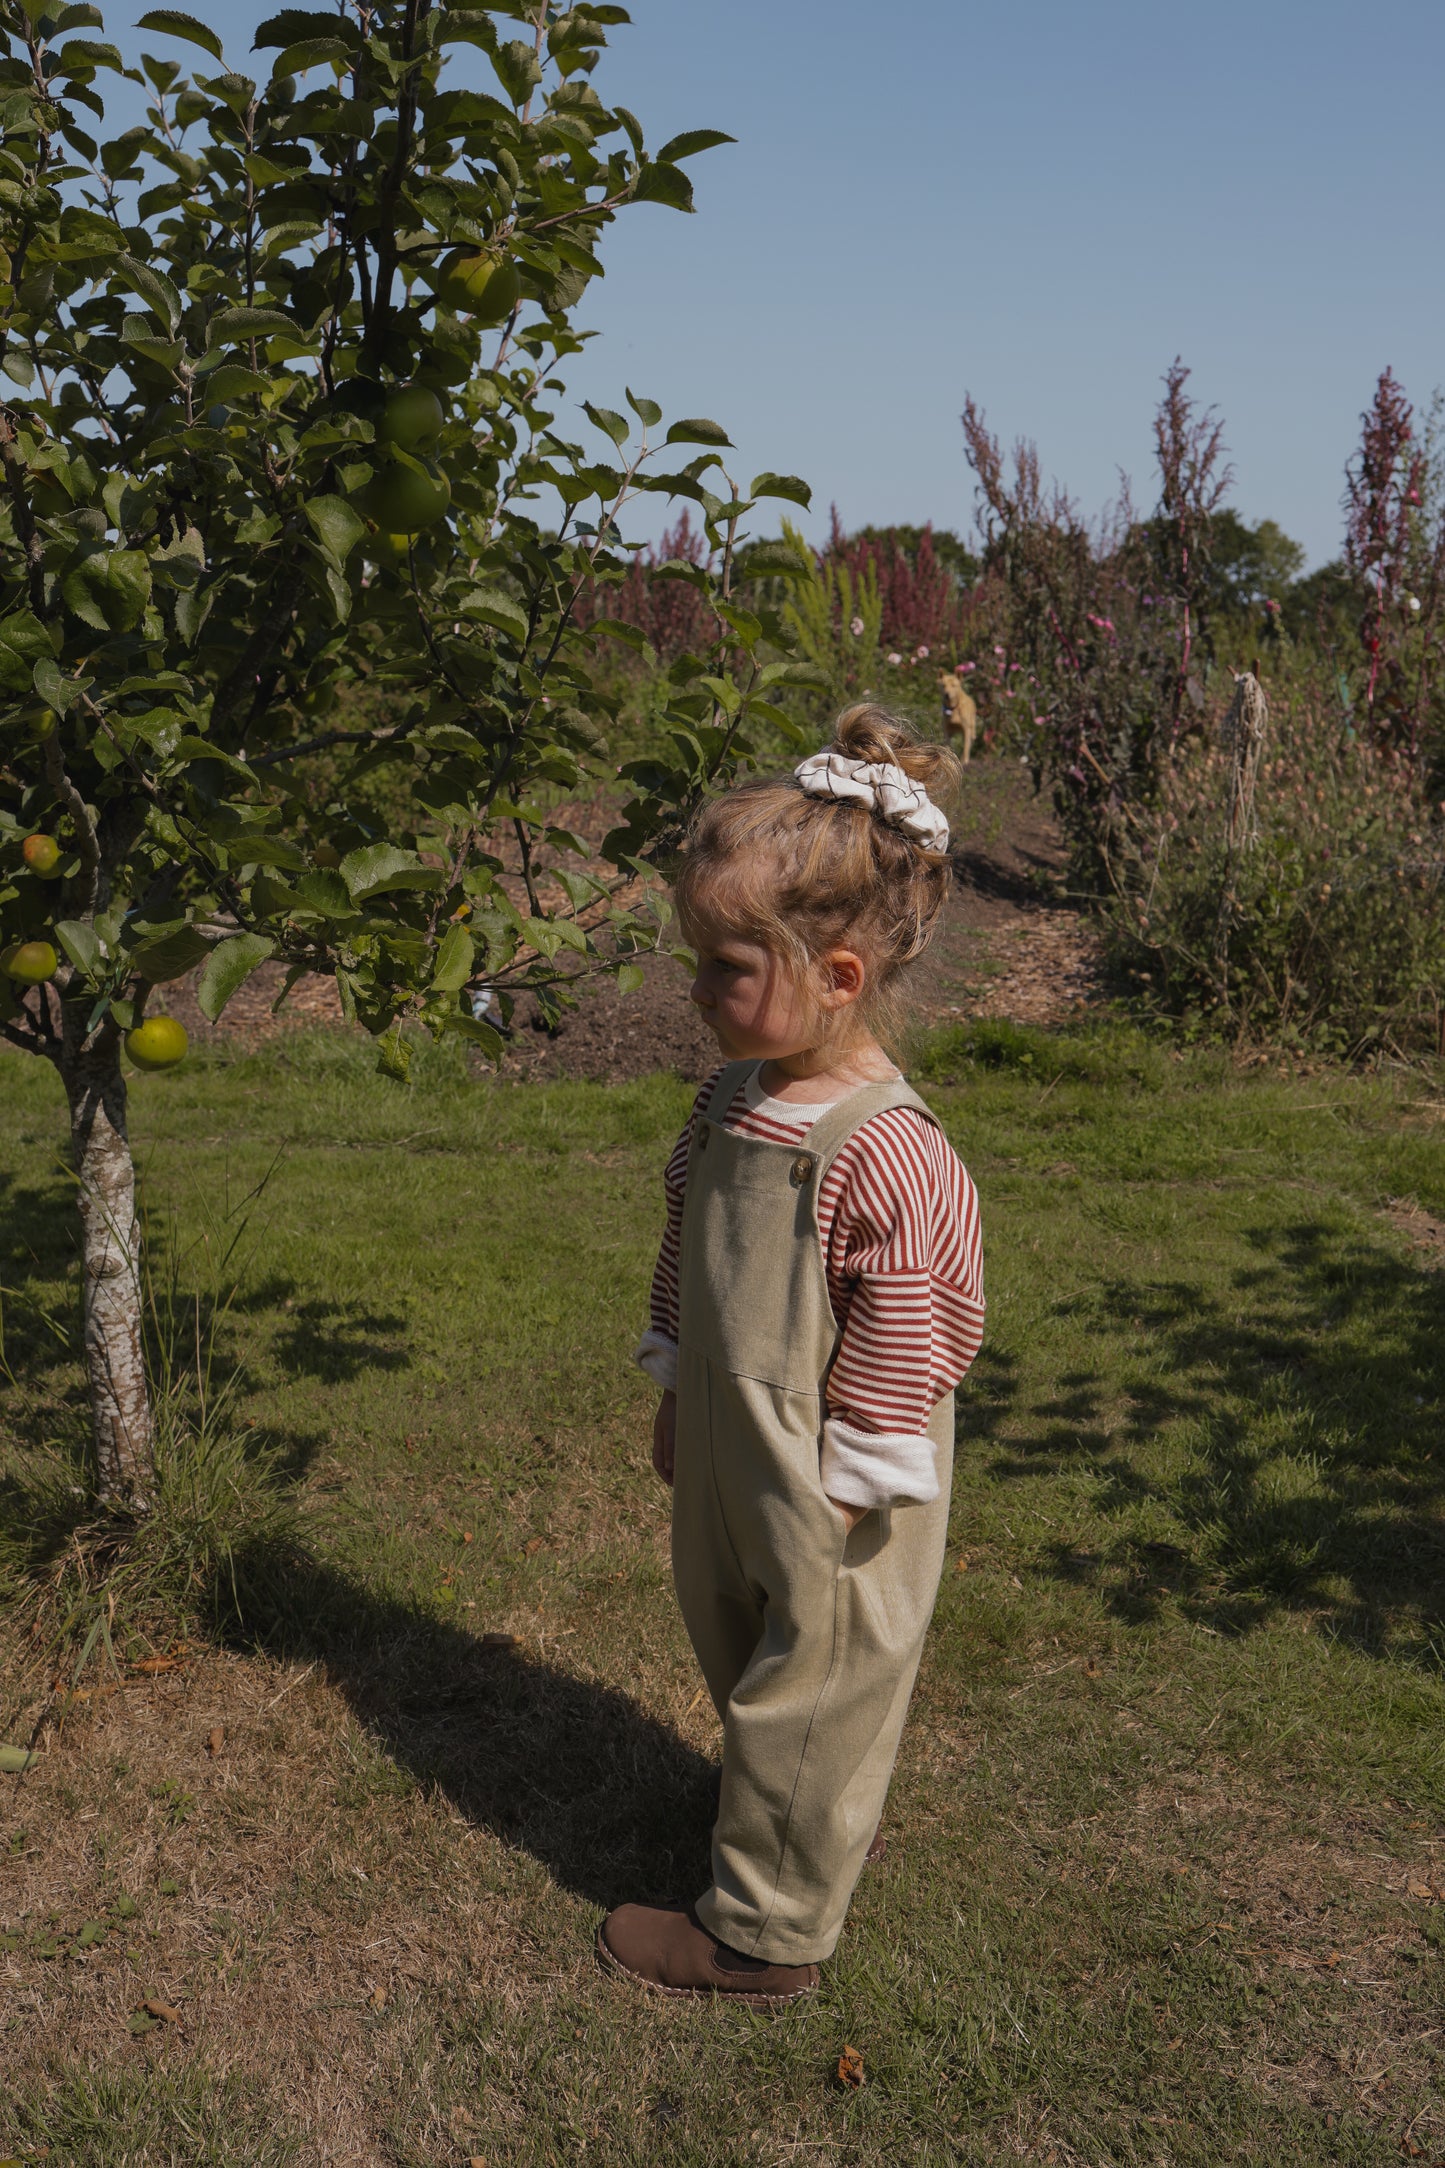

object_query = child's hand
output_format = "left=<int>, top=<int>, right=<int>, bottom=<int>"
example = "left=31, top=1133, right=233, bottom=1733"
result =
left=828, top=1497, right=869, bottom=1534
left=652, top=1390, right=677, bottom=1487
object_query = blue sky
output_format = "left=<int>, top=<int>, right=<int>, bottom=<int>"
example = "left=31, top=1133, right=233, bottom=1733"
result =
left=104, top=1, right=1445, bottom=565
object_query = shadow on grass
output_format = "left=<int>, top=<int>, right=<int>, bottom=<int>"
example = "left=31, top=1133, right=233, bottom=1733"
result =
left=995, top=1213, right=1445, bottom=1654
left=216, top=1543, right=717, bottom=1912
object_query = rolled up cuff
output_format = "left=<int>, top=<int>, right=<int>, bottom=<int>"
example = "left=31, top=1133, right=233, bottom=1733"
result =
left=820, top=1416, right=940, bottom=1508
left=634, top=1328, right=679, bottom=1393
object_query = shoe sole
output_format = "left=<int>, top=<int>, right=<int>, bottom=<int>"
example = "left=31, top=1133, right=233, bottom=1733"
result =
left=594, top=1927, right=818, bottom=2007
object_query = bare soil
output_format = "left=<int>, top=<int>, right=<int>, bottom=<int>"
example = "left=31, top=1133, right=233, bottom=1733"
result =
left=162, top=760, right=1105, bottom=1081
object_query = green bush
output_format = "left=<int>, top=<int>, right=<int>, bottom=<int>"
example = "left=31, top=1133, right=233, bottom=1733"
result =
left=1106, top=679, right=1445, bottom=1058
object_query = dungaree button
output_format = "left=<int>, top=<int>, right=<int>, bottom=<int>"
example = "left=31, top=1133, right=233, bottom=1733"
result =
left=790, top=1153, right=814, bottom=1186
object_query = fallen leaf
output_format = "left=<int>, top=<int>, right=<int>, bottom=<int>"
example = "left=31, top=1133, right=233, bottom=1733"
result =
left=205, top=1726, right=225, bottom=1757
left=1086, top=1659, right=1100, bottom=1678
left=142, top=1998, right=182, bottom=2024
left=481, top=1632, right=517, bottom=1651
left=1166, top=2036, right=1183, bottom=2050
left=462, top=1530, right=474, bottom=1544
left=368, top=1984, right=386, bottom=2010
left=1010, top=1574, right=1023, bottom=1590
left=837, top=2045, right=865, bottom=2089
left=469, top=2157, right=488, bottom=2167
left=954, top=1555, right=969, bottom=1572
left=524, top=1536, right=545, bottom=1555
left=0, top=1743, right=35, bottom=1774
left=129, top=1656, right=180, bottom=1676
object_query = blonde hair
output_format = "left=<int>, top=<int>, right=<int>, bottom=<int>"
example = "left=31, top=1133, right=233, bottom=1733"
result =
left=674, top=704, right=962, bottom=1054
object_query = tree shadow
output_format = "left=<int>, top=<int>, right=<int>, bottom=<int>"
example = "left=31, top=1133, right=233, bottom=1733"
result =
left=215, top=1541, right=717, bottom=1911
left=0, top=1166, right=83, bottom=1393
left=997, top=1215, right=1445, bottom=1657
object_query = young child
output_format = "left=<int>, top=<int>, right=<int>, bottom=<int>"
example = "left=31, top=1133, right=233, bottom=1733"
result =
left=598, top=706, right=985, bottom=2006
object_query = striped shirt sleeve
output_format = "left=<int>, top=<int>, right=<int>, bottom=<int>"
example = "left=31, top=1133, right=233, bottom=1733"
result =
left=817, top=1109, right=985, bottom=1507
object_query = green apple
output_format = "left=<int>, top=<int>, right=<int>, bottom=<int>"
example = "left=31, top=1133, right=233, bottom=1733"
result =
left=430, top=250, right=520, bottom=326
left=125, top=1015, right=189, bottom=1070
left=2, top=939, right=57, bottom=984
left=366, top=531, right=414, bottom=569
left=377, top=383, right=445, bottom=456
left=358, top=459, right=452, bottom=534
left=21, top=833, right=61, bottom=878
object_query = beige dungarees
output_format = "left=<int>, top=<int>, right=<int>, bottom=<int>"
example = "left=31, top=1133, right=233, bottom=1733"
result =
left=672, top=1060, right=955, bottom=1965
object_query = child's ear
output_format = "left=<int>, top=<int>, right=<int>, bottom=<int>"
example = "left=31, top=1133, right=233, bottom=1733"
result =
left=821, top=949, right=866, bottom=1010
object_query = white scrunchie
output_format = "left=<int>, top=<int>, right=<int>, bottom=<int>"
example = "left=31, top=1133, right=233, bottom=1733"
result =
left=793, top=751, right=950, bottom=853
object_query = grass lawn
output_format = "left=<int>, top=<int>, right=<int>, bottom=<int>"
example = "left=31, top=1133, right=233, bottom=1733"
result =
left=1, top=1023, right=1444, bottom=2166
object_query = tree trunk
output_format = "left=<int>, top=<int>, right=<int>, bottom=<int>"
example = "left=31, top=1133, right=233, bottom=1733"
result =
left=62, top=1030, right=154, bottom=1511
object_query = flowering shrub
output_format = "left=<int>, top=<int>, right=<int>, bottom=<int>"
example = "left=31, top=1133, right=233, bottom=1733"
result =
left=821, top=511, right=979, bottom=667
left=1105, top=666, right=1445, bottom=1056
left=1341, top=370, right=1445, bottom=761
left=960, top=363, right=1233, bottom=881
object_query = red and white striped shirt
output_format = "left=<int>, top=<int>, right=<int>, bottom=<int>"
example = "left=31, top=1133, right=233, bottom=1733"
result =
left=636, top=1066, right=984, bottom=1507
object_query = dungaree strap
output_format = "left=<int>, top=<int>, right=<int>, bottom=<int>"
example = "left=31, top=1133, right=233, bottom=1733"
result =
left=700, top=1060, right=756, bottom=1126
left=798, top=1074, right=937, bottom=1174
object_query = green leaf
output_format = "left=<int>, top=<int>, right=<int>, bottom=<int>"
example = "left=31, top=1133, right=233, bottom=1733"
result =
left=113, top=253, right=182, bottom=335
left=54, top=920, right=102, bottom=977
left=460, top=587, right=529, bottom=640
left=376, top=1028, right=411, bottom=1082
left=196, top=933, right=273, bottom=1020
left=665, top=417, right=731, bottom=448
left=616, top=961, right=645, bottom=994
left=131, top=925, right=214, bottom=982
left=749, top=472, right=812, bottom=510
left=492, top=36, right=542, bottom=103
left=0, top=612, right=51, bottom=690
left=61, top=550, right=153, bottom=635
left=134, top=8, right=225, bottom=61
left=740, top=539, right=813, bottom=580
left=0, top=1744, right=35, bottom=1774
left=625, top=388, right=662, bottom=428
left=631, top=161, right=695, bottom=212
left=205, top=306, right=301, bottom=350
left=449, top=1011, right=503, bottom=1059
left=253, top=9, right=359, bottom=50
left=270, top=36, right=349, bottom=77
left=341, top=843, right=423, bottom=900
left=293, top=870, right=351, bottom=916
left=655, top=129, right=735, bottom=162
left=583, top=401, right=629, bottom=448
left=303, top=494, right=365, bottom=564
left=431, top=922, right=474, bottom=993
left=200, top=363, right=269, bottom=403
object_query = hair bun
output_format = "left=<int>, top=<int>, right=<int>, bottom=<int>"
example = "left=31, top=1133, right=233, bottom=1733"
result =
left=832, top=702, right=962, bottom=803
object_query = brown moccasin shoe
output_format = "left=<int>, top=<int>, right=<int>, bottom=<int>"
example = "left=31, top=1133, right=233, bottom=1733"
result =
left=597, top=1903, right=818, bottom=2006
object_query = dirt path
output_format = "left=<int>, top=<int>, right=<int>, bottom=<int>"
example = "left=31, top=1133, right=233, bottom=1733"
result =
left=163, top=761, right=1104, bottom=1081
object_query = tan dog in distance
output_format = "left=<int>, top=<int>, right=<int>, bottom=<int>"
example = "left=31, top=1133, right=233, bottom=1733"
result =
left=938, top=671, right=977, bottom=762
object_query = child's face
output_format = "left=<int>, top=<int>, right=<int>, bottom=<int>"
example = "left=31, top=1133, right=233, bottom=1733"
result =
left=687, top=909, right=862, bottom=1062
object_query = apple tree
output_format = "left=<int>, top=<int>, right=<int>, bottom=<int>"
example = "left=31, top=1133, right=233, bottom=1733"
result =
left=0, top=0, right=814, bottom=1509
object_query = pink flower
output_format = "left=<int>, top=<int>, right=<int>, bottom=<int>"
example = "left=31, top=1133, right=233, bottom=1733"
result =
left=888, top=652, right=903, bottom=665
left=915, top=644, right=930, bottom=659
left=849, top=615, right=865, bottom=638
left=959, top=661, right=976, bottom=674
left=993, top=644, right=1006, bottom=657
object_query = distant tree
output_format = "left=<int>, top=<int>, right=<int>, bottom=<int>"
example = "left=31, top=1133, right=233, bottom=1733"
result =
left=1207, top=512, right=1307, bottom=614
